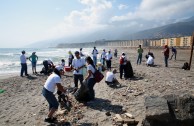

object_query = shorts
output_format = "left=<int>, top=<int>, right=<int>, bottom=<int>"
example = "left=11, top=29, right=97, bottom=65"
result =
left=32, top=62, right=36, bottom=67
left=42, top=87, right=59, bottom=110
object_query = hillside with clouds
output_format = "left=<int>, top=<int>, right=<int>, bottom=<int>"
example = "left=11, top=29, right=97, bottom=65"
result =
left=11, top=0, right=193, bottom=48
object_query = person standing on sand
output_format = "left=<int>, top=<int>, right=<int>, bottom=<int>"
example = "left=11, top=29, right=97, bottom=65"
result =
left=105, top=50, right=113, bottom=71
left=80, top=48, right=85, bottom=57
left=137, top=45, right=143, bottom=65
left=162, top=45, right=170, bottom=67
left=42, top=66, right=66, bottom=123
left=84, top=56, right=96, bottom=101
left=68, top=51, right=74, bottom=66
left=20, top=50, right=29, bottom=77
left=29, top=52, right=38, bottom=74
left=91, top=46, right=98, bottom=66
left=72, top=51, right=86, bottom=88
left=119, top=52, right=127, bottom=79
left=114, top=49, right=118, bottom=58
left=169, top=46, right=177, bottom=60
left=101, top=49, right=106, bottom=66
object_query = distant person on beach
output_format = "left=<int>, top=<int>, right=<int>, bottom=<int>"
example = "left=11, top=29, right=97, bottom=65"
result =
left=105, top=69, right=118, bottom=86
left=84, top=56, right=96, bottom=101
left=101, top=49, right=106, bottom=66
left=119, top=52, right=127, bottom=79
left=42, top=65, right=66, bottom=123
left=169, top=47, right=177, bottom=60
left=114, top=49, right=118, bottom=58
left=20, top=50, right=29, bottom=77
left=68, top=51, right=74, bottom=66
left=29, top=52, right=38, bottom=74
left=72, top=51, right=86, bottom=88
left=61, top=59, right=65, bottom=67
left=80, top=48, right=85, bottom=57
left=91, top=46, right=98, bottom=66
left=137, top=45, right=143, bottom=65
left=105, top=50, right=113, bottom=71
left=162, top=45, right=170, bottom=67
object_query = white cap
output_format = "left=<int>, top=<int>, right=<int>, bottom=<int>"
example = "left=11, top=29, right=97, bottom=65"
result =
left=55, top=65, right=63, bottom=71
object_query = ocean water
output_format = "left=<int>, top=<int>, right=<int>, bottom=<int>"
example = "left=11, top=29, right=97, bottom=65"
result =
left=0, top=48, right=101, bottom=75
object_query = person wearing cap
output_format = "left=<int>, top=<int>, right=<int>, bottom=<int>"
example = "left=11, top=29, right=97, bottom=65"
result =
left=68, top=51, right=74, bottom=66
left=101, top=49, right=106, bottom=66
left=20, top=50, right=29, bottom=77
left=137, top=45, right=143, bottom=65
left=72, top=51, right=86, bottom=88
left=105, top=69, right=118, bottom=86
left=29, top=52, right=38, bottom=74
left=119, top=52, right=127, bottom=79
left=91, top=46, right=98, bottom=66
left=105, top=50, right=112, bottom=71
left=42, top=65, right=66, bottom=123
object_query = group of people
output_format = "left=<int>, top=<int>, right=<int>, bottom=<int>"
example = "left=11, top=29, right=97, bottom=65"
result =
left=19, top=44, right=178, bottom=123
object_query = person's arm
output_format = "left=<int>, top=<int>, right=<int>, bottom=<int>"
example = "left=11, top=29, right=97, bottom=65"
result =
left=36, top=55, right=38, bottom=61
left=85, top=70, right=92, bottom=80
left=56, top=83, right=66, bottom=93
left=28, top=56, right=32, bottom=61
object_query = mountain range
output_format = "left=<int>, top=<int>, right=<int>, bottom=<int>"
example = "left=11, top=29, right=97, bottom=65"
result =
left=26, top=16, right=194, bottom=48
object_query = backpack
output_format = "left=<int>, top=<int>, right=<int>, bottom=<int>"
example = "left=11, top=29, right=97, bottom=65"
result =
left=93, top=70, right=104, bottom=83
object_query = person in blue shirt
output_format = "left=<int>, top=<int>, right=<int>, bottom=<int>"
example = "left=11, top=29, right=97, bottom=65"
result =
left=29, top=52, right=38, bottom=74
left=169, top=47, right=177, bottom=60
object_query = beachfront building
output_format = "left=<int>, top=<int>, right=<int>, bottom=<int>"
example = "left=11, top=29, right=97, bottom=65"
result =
left=160, top=39, right=168, bottom=46
left=150, top=39, right=161, bottom=47
left=167, top=38, right=180, bottom=47
left=180, top=36, right=193, bottom=47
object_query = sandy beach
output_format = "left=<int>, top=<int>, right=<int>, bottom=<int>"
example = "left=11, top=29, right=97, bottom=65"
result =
left=0, top=47, right=194, bottom=126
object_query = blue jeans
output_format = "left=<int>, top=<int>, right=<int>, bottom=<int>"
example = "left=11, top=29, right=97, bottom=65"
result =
left=21, top=63, right=28, bottom=76
left=164, top=56, right=169, bottom=67
left=93, top=56, right=97, bottom=66
left=42, top=87, right=59, bottom=110
left=137, top=54, right=142, bottom=64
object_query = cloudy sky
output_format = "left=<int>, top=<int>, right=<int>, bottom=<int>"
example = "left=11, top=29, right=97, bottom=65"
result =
left=0, top=0, right=194, bottom=48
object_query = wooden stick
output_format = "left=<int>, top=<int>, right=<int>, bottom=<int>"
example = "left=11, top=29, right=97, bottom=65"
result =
left=189, top=32, right=194, bottom=70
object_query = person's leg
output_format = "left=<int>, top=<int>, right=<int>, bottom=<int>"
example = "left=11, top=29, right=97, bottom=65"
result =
left=170, top=53, right=174, bottom=60
left=175, top=53, right=176, bottom=60
left=164, top=56, right=168, bottom=67
left=137, top=55, right=139, bottom=65
left=106, top=61, right=108, bottom=69
left=139, top=54, right=142, bottom=64
left=24, top=63, right=28, bottom=75
left=78, top=75, right=84, bottom=85
left=109, top=60, right=112, bottom=70
left=21, top=63, right=24, bottom=76
left=120, top=65, right=123, bottom=79
left=123, top=65, right=127, bottom=79
left=74, top=74, right=79, bottom=88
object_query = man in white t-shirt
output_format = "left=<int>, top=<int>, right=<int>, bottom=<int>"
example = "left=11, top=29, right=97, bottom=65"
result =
left=20, top=50, right=29, bottom=77
left=92, top=46, right=98, bottom=66
left=72, top=51, right=86, bottom=88
left=105, top=50, right=112, bottom=71
left=101, top=49, right=106, bottom=66
left=105, top=69, right=117, bottom=85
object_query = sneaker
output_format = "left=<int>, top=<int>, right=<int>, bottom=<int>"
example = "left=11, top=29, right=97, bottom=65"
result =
left=25, top=74, right=29, bottom=76
left=44, top=117, right=56, bottom=123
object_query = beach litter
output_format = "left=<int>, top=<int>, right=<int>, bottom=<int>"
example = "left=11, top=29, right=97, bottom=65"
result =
left=0, top=89, right=5, bottom=94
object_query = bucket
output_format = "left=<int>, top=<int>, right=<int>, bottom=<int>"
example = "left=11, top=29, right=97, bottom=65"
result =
left=64, top=66, right=71, bottom=72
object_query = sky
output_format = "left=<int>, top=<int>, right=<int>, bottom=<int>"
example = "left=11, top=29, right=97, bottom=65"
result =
left=0, top=0, right=194, bottom=48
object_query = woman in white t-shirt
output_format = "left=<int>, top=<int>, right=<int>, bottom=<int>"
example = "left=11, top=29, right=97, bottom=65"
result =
left=85, top=56, right=96, bottom=101
left=42, top=66, right=66, bottom=123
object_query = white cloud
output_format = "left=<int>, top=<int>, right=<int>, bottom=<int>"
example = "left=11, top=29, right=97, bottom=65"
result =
left=118, top=4, right=128, bottom=10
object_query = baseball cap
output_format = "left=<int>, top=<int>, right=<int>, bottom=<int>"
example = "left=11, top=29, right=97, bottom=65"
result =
left=75, top=51, right=79, bottom=54
left=55, top=65, right=63, bottom=71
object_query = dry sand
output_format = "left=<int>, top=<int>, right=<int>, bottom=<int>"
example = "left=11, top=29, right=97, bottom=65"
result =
left=0, top=47, right=194, bottom=126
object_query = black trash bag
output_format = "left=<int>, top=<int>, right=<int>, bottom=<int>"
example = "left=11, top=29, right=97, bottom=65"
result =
left=74, top=80, right=94, bottom=102
left=125, top=61, right=134, bottom=78
left=182, top=62, right=189, bottom=70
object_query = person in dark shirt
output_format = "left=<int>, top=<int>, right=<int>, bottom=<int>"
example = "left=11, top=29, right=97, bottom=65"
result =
left=162, top=45, right=170, bottom=67
left=169, top=47, right=177, bottom=60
